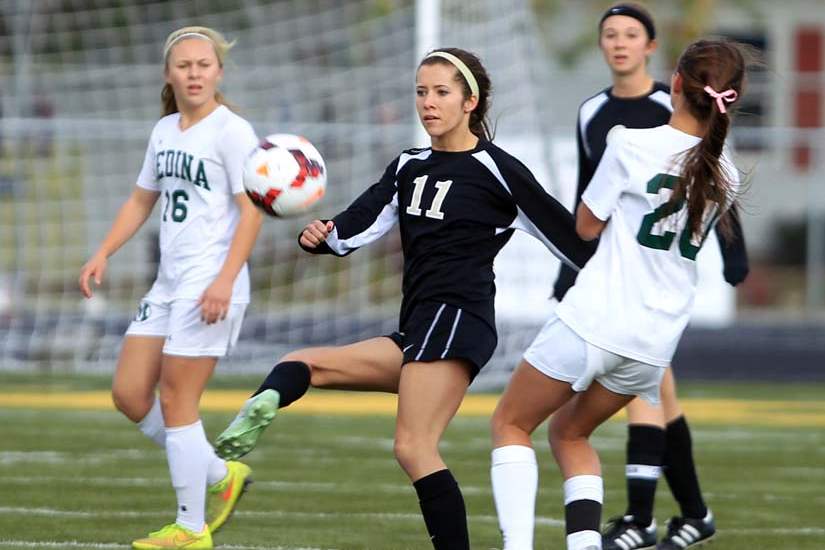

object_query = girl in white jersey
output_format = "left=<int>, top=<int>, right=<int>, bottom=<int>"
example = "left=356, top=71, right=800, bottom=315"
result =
left=489, top=39, right=746, bottom=550
left=561, top=7, right=749, bottom=550
left=78, top=26, right=262, bottom=549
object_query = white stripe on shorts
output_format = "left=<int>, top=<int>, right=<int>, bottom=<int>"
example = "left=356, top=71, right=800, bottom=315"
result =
left=441, top=309, right=462, bottom=358
left=415, top=304, right=446, bottom=361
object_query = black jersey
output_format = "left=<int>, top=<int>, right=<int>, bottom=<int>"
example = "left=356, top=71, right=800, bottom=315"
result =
left=304, top=140, right=595, bottom=330
left=574, top=82, right=673, bottom=204
left=553, top=82, right=749, bottom=299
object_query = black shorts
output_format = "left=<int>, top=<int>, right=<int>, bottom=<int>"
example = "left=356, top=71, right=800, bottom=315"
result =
left=386, top=301, right=497, bottom=380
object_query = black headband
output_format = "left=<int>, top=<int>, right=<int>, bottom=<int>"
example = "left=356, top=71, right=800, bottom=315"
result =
left=599, top=4, right=656, bottom=40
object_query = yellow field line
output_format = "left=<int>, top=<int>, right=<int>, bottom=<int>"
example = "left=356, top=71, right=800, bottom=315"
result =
left=1, top=390, right=825, bottom=427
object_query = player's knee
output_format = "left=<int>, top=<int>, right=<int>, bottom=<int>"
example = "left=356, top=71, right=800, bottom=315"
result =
left=393, top=440, right=417, bottom=472
left=111, top=385, right=151, bottom=422
left=490, top=402, right=528, bottom=442
left=490, top=407, right=512, bottom=439
left=157, top=382, right=186, bottom=417
left=548, top=416, right=582, bottom=447
left=281, top=348, right=345, bottom=389
left=393, top=433, right=433, bottom=470
left=280, top=350, right=325, bottom=387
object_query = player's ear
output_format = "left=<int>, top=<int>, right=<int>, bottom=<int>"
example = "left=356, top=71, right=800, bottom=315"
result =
left=463, top=95, right=479, bottom=114
left=671, top=72, right=683, bottom=95
left=645, top=38, right=658, bottom=57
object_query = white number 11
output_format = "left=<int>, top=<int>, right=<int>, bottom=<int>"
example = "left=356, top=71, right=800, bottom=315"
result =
left=405, top=175, right=453, bottom=220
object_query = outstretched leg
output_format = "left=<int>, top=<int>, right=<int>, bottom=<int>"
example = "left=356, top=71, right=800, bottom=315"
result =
left=216, top=337, right=403, bottom=459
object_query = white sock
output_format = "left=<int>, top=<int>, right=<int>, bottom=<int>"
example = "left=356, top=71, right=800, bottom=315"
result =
left=140, top=399, right=227, bottom=485
left=566, top=530, right=601, bottom=549
left=491, top=445, right=538, bottom=550
left=207, top=454, right=228, bottom=486
left=563, top=475, right=603, bottom=550
left=166, top=420, right=214, bottom=532
left=138, top=397, right=166, bottom=447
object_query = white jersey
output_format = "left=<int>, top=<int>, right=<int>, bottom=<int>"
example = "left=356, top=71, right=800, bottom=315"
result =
left=556, top=125, right=739, bottom=366
left=136, top=105, right=258, bottom=303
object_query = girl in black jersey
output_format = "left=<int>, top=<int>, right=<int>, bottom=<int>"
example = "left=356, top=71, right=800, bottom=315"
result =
left=549, top=5, right=747, bottom=550
left=214, top=48, right=594, bottom=549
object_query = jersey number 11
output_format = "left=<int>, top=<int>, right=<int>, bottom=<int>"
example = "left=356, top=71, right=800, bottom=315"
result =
left=406, top=175, right=453, bottom=220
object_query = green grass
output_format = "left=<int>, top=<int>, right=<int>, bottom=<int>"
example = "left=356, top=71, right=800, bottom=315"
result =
left=0, top=380, right=824, bottom=549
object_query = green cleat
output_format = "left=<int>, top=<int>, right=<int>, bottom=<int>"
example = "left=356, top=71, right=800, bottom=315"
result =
left=132, top=523, right=212, bottom=549
left=215, top=389, right=280, bottom=460
left=206, top=461, right=252, bottom=534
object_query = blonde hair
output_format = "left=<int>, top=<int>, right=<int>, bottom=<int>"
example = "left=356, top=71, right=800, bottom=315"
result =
left=161, top=26, right=235, bottom=116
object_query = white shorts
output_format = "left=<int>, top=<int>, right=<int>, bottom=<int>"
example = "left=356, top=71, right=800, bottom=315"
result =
left=125, top=298, right=246, bottom=357
left=523, top=315, right=665, bottom=404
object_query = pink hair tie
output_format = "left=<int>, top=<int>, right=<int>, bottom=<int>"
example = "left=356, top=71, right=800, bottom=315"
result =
left=704, top=85, right=738, bottom=114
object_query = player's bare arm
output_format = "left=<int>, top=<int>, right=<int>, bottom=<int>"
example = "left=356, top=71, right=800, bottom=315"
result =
left=79, top=187, right=160, bottom=298
left=575, top=202, right=607, bottom=241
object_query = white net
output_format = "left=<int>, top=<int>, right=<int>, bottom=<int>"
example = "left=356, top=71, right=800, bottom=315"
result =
left=0, top=0, right=562, bottom=387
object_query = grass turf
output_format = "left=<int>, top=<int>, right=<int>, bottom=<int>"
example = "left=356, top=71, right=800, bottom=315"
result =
left=0, top=377, right=823, bottom=549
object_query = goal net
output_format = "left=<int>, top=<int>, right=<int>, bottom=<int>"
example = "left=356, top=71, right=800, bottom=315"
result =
left=0, top=0, right=563, bottom=388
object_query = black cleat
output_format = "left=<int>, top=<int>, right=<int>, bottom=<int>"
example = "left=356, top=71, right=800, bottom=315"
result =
left=603, top=515, right=658, bottom=550
left=657, top=511, right=716, bottom=549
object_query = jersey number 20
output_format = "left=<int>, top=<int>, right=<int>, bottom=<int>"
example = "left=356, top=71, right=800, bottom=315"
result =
left=636, top=173, right=717, bottom=260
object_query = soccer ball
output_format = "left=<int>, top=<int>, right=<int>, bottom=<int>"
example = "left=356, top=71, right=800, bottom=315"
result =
left=244, top=134, right=326, bottom=217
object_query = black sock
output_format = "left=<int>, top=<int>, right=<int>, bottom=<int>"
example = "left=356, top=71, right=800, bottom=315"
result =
left=625, top=424, right=666, bottom=527
left=663, top=415, right=708, bottom=519
left=251, top=361, right=311, bottom=407
left=565, top=499, right=602, bottom=540
left=413, top=469, right=469, bottom=550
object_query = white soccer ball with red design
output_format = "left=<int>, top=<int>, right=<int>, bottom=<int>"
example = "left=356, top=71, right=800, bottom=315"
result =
left=244, top=133, right=327, bottom=217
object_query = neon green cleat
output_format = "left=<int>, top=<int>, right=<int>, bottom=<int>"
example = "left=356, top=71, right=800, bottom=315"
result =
left=132, top=523, right=212, bottom=549
left=206, top=460, right=252, bottom=534
left=215, top=389, right=280, bottom=461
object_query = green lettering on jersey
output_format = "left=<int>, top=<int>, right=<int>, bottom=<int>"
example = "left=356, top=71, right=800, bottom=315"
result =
left=164, top=149, right=175, bottom=177
left=154, top=149, right=208, bottom=190
left=156, top=151, right=165, bottom=177
left=636, top=173, right=717, bottom=260
left=636, top=174, right=681, bottom=251
left=193, top=160, right=210, bottom=190
left=181, top=153, right=193, bottom=181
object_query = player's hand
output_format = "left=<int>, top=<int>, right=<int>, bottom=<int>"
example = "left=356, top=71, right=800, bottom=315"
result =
left=300, top=220, right=334, bottom=249
left=199, top=277, right=233, bottom=325
left=79, top=252, right=108, bottom=299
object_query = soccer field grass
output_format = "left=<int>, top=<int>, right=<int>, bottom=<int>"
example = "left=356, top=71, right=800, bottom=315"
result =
left=0, top=377, right=824, bottom=549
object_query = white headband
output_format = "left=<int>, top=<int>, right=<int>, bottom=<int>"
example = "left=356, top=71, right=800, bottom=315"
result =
left=424, top=51, right=479, bottom=98
left=163, top=32, right=213, bottom=59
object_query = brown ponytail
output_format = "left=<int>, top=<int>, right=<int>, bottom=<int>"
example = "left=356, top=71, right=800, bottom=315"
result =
left=668, top=39, right=746, bottom=239
left=419, top=47, right=494, bottom=141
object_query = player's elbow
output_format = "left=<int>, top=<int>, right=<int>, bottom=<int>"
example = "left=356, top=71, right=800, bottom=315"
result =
left=574, top=202, right=605, bottom=241
left=576, top=218, right=602, bottom=241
